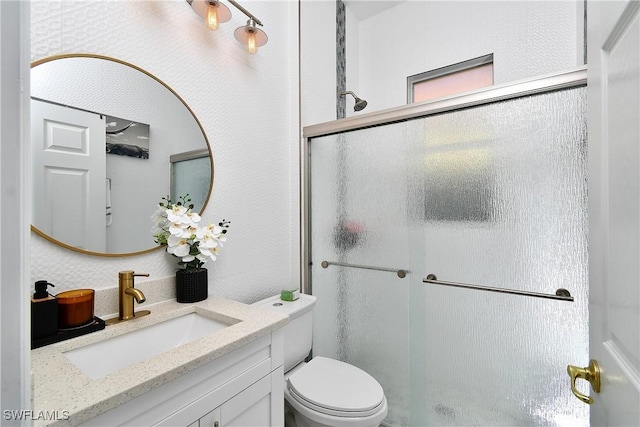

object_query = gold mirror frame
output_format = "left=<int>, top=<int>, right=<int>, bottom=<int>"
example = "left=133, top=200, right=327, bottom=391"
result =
left=30, top=54, right=214, bottom=257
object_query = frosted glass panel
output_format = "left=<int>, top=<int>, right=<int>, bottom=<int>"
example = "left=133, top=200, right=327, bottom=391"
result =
left=310, top=124, right=426, bottom=425
left=309, top=87, right=588, bottom=426
left=171, top=156, right=211, bottom=212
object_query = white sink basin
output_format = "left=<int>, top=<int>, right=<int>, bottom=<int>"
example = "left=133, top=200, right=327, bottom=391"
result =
left=64, top=313, right=232, bottom=379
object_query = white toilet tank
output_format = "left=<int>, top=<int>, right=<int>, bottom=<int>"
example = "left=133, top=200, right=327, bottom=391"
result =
left=252, top=293, right=316, bottom=372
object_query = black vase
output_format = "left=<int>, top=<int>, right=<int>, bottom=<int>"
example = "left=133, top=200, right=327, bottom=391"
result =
left=175, top=268, right=208, bottom=303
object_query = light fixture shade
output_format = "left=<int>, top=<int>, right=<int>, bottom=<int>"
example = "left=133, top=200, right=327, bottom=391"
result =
left=189, top=0, right=232, bottom=29
left=234, top=19, right=268, bottom=53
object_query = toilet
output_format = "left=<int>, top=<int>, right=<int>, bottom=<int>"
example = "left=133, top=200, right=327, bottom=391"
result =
left=253, top=294, right=388, bottom=427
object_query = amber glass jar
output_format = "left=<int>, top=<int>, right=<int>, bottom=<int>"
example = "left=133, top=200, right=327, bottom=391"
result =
left=57, top=289, right=94, bottom=329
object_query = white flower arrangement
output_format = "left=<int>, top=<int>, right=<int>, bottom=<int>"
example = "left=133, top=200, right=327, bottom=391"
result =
left=152, top=195, right=230, bottom=270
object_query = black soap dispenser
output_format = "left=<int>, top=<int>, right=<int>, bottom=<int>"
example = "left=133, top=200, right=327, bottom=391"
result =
left=31, top=280, right=58, bottom=341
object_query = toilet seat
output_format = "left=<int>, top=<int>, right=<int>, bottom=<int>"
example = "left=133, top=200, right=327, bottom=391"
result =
left=288, top=387, right=386, bottom=418
left=286, top=357, right=385, bottom=417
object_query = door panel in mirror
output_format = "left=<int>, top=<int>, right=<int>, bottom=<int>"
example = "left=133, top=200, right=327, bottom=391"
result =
left=32, top=99, right=107, bottom=252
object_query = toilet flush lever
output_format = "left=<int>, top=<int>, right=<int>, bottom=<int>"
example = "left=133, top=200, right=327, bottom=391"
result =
left=567, top=359, right=601, bottom=404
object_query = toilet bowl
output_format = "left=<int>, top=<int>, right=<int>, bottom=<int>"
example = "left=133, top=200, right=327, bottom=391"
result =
left=284, top=357, right=388, bottom=427
left=253, top=294, right=388, bottom=427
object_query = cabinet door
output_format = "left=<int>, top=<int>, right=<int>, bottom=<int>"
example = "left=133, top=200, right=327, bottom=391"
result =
left=199, top=407, right=220, bottom=427
left=221, top=373, right=278, bottom=427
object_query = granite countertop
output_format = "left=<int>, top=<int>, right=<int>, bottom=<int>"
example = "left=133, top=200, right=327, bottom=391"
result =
left=31, top=297, right=289, bottom=427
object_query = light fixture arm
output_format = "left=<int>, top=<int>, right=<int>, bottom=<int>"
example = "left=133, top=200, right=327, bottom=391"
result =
left=227, top=0, right=263, bottom=26
left=186, top=0, right=268, bottom=53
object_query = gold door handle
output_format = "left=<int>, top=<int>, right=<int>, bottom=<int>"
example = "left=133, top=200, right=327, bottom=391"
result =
left=567, top=359, right=601, bottom=404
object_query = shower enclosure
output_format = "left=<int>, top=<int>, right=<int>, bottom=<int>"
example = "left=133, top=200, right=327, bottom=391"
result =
left=171, top=148, right=212, bottom=212
left=302, top=68, right=589, bottom=426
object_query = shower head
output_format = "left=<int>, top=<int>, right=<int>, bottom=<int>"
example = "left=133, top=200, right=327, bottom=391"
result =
left=340, top=90, right=368, bottom=112
left=353, top=98, right=368, bottom=111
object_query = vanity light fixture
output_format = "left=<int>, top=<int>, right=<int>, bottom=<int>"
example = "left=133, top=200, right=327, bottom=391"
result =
left=234, top=18, right=268, bottom=54
left=186, top=0, right=268, bottom=53
left=187, top=0, right=231, bottom=31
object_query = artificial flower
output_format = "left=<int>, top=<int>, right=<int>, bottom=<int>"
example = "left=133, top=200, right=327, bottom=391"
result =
left=152, top=194, right=230, bottom=270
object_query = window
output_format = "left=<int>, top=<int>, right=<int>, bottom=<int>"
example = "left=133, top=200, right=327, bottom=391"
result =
left=407, top=54, right=494, bottom=103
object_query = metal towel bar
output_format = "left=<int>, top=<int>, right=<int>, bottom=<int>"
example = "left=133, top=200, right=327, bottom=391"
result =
left=422, top=274, right=574, bottom=302
left=321, top=261, right=407, bottom=278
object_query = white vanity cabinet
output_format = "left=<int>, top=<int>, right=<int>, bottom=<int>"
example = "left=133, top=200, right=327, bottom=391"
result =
left=81, top=330, right=284, bottom=427
left=192, top=369, right=280, bottom=427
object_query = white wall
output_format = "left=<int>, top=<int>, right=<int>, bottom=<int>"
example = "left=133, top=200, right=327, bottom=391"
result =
left=299, top=1, right=583, bottom=125
left=346, top=0, right=584, bottom=113
left=30, top=1, right=299, bottom=303
left=300, top=0, right=336, bottom=127
left=1, top=1, right=31, bottom=421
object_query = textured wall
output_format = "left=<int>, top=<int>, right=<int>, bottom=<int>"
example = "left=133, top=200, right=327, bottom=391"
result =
left=30, top=1, right=299, bottom=303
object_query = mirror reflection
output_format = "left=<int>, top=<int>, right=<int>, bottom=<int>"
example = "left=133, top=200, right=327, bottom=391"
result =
left=31, top=54, right=213, bottom=256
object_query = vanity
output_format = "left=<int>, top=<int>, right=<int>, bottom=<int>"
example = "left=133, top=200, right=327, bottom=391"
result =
left=31, top=298, right=288, bottom=427
left=28, top=54, right=288, bottom=426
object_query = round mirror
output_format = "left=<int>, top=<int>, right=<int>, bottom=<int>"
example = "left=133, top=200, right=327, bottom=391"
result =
left=31, top=54, right=213, bottom=256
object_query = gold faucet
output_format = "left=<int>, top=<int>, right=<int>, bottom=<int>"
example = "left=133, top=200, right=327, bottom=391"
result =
left=106, top=270, right=150, bottom=325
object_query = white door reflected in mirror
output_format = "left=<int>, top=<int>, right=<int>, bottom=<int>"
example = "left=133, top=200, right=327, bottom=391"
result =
left=31, top=99, right=107, bottom=253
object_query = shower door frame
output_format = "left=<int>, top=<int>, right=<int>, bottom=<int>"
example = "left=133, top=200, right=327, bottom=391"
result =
left=300, top=65, right=588, bottom=293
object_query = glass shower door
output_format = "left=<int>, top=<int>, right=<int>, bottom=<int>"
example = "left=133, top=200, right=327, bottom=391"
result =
left=308, top=85, right=588, bottom=426
left=409, top=87, right=588, bottom=426
left=309, top=122, right=427, bottom=425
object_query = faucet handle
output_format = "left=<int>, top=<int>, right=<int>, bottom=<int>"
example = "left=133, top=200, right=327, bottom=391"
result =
left=118, top=270, right=150, bottom=280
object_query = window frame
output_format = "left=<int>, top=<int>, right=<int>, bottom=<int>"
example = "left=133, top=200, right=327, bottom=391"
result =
left=407, top=54, right=494, bottom=103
